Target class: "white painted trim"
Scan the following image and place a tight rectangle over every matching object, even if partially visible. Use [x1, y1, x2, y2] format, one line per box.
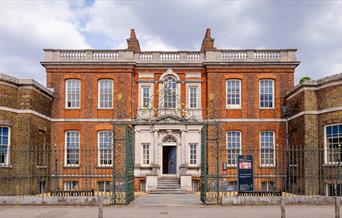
[64, 131, 80, 167]
[226, 131, 242, 167]
[97, 131, 113, 167]
[97, 79, 113, 109]
[259, 131, 276, 168]
[65, 79, 81, 109]
[188, 143, 198, 166]
[259, 79, 275, 109]
[324, 123, 342, 165]
[0, 126, 10, 167]
[226, 79, 242, 109]
[141, 143, 151, 166]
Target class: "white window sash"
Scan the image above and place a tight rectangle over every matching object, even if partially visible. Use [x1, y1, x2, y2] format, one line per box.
[65, 79, 81, 109]
[226, 131, 242, 167]
[259, 79, 275, 109]
[142, 143, 150, 166]
[0, 126, 10, 167]
[98, 79, 113, 109]
[189, 143, 197, 166]
[97, 131, 113, 167]
[226, 80, 241, 109]
[64, 131, 80, 167]
[324, 124, 342, 164]
[260, 131, 275, 167]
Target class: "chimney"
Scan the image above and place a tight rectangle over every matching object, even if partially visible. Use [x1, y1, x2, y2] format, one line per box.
[200, 28, 216, 52]
[127, 29, 141, 52]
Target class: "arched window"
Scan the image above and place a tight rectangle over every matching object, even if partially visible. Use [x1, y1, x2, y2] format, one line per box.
[163, 76, 177, 109]
[162, 135, 177, 143]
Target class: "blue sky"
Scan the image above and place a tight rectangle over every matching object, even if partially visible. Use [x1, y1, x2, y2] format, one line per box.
[0, 0, 341, 85]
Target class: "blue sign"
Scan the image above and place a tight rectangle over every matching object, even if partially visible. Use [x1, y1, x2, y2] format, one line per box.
[238, 155, 254, 192]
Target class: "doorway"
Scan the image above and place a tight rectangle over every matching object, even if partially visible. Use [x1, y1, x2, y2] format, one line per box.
[163, 146, 177, 174]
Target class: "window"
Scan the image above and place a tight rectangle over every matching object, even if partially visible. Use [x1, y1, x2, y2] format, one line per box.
[325, 124, 342, 163]
[142, 86, 150, 108]
[189, 143, 197, 165]
[98, 79, 113, 109]
[65, 131, 80, 166]
[142, 143, 150, 165]
[65, 79, 81, 108]
[63, 181, 78, 191]
[97, 181, 111, 192]
[163, 76, 177, 109]
[262, 181, 275, 192]
[227, 131, 241, 166]
[98, 131, 113, 166]
[259, 79, 274, 108]
[327, 184, 342, 196]
[189, 87, 197, 109]
[0, 127, 10, 166]
[260, 131, 275, 167]
[226, 80, 241, 108]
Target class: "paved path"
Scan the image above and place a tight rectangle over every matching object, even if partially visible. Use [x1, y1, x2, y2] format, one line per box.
[133, 193, 201, 207]
[0, 205, 336, 218]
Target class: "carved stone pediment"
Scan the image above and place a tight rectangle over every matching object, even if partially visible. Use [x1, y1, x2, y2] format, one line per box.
[155, 114, 186, 123]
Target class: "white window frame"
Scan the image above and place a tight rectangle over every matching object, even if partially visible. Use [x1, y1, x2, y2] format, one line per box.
[226, 79, 241, 109]
[163, 76, 177, 109]
[65, 79, 81, 109]
[142, 86, 151, 109]
[259, 79, 275, 109]
[63, 181, 79, 191]
[0, 126, 10, 167]
[189, 143, 198, 166]
[261, 181, 275, 192]
[226, 131, 242, 167]
[188, 86, 197, 109]
[141, 143, 150, 166]
[97, 131, 113, 167]
[260, 131, 276, 167]
[324, 124, 342, 164]
[64, 131, 80, 167]
[98, 79, 113, 109]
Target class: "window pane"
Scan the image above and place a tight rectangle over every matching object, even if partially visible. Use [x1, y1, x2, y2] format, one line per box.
[260, 131, 275, 166]
[227, 131, 241, 166]
[163, 76, 177, 109]
[226, 80, 241, 107]
[99, 80, 113, 108]
[190, 143, 197, 165]
[142, 143, 150, 165]
[65, 131, 80, 165]
[98, 131, 113, 165]
[66, 79, 81, 108]
[189, 87, 197, 109]
[326, 125, 342, 163]
[260, 80, 274, 108]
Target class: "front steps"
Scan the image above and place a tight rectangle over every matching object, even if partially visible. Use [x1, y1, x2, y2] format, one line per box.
[149, 177, 188, 194]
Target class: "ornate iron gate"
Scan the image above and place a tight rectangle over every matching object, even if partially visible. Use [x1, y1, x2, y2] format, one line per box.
[111, 125, 135, 205]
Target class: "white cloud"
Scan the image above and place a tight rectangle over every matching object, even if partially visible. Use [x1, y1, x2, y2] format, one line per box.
[0, 1, 90, 84]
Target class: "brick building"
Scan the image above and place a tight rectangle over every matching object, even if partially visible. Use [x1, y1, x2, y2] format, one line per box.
[40, 29, 299, 193]
[0, 73, 53, 195]
[286, 73, 342, 196]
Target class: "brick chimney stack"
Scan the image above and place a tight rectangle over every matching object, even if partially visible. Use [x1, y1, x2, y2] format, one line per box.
[127, 29, 141, 52]
[200, 28, 216, 52]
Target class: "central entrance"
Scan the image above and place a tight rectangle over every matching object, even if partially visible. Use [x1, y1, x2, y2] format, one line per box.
[162, 146, 177, 174]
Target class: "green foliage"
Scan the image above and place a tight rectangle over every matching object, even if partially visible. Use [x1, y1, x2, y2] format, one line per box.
[300, 76, 312, 84]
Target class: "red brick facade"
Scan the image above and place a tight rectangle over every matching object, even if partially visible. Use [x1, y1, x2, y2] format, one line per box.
[41, 29, 299, 192]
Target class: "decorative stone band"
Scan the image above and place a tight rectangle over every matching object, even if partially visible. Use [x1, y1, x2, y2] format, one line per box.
[1, 105, 341, 123]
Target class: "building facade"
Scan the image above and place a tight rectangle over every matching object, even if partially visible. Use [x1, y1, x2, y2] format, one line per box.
[40, 29, 299, 192]
[286, 73, 342, 196]
[0, 73, 53, 195]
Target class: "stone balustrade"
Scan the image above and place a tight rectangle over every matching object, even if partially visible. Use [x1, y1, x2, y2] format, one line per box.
[42, 49, 298, 63]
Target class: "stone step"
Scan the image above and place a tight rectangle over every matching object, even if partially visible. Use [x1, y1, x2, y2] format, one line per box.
[149, 189, 188, 194]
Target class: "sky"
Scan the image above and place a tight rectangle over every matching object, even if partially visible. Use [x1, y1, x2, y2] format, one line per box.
[0, 0, 341, 85]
